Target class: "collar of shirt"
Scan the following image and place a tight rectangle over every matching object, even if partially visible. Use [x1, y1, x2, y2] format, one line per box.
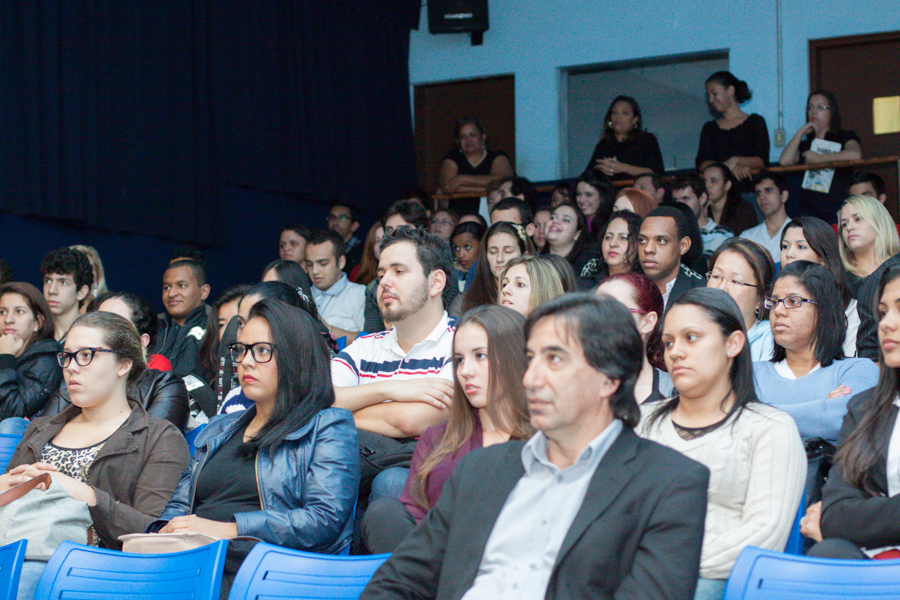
[381, 311, 454, 357]
[773, 358, 822, 380]
[312, 273, 349, 299]
[521, 419, 624, 478]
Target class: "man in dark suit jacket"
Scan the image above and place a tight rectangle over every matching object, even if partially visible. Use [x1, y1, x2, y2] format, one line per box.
[361, 294, 709, 600]
[639, 206, 706, 308]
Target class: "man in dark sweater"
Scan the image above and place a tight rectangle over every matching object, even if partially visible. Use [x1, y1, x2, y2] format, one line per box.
[154, 259, 210, 380]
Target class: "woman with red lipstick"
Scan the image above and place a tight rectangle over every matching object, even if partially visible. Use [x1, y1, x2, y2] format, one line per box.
[0, 282, 62, 423]
[360, 305, 533, 553]
[640, 288, 805, 599]
[837, 195, 899, 296]
[808, 265, 900, 558]
[779, 91, 862, 222]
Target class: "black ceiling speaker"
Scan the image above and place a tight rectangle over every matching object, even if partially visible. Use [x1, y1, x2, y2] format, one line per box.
[428, 0, 489, 34]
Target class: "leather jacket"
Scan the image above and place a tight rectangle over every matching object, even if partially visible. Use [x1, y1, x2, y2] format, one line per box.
[152, 405, 360, 554]
[0, 338, 62, 419]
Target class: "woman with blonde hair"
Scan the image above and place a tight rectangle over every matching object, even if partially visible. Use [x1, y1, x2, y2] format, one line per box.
[837, 195, 900, 295]
[497, 255, 566, 317]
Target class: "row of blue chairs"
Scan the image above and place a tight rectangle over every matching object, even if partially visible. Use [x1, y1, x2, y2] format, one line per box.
[0, 539, 389, 600]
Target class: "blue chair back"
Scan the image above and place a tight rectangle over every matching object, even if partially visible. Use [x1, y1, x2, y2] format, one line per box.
[783, 489, 806, 555]
[184, 423, 207, 458]
[228, 542, 389, 600]
[724, 545, 900, 600]
[34, 540, 228, 600]
[0, 540, 27, 600]
[0, 434, 22, 472]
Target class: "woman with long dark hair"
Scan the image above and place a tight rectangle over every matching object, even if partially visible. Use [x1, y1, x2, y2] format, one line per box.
[809, 265, 900, 558]
[578, 210, 644, 289]
[585, 95, 664, 180]
[541, 200, 594, 276]
[701, 162, 759, 236]
[640, 288, 805, 599]
[596, 272, 671, 404]
[574, 170, 614, 238]
[150, 300, 359, 591]
[360, 305, 533, 553]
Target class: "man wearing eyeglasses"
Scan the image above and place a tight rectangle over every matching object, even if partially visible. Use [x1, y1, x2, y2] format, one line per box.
[741, 171, 791, 266]
[328, 202, 363, 273]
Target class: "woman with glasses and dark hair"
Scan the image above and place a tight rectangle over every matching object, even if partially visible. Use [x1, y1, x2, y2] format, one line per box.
[585, 95, 664, 181]
[149, 300, 359, 593]
[754, 261, 878, 508]
[640, 287, 805, 599]
[779, 91, 862, 222]
[1, 311, 189, 599]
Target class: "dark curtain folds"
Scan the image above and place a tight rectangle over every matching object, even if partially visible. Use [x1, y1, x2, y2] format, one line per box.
[0, 0, 419, 245]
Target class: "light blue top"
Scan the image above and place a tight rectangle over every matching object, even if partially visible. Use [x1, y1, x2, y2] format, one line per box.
[747, 320, 774, 362]
[753, 358, 878, 443]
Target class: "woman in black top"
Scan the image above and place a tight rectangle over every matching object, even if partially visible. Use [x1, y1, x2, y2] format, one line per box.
[586, 96, 664, 181]
[696, 72, 769, 193]
[438, 118, 513, 198]
[779, 91, 862, 223]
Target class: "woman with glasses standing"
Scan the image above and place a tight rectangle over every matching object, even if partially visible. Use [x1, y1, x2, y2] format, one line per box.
[753, 261, 878, 507]
[149, 299, 359, 593]
[779, 91, 862, 223]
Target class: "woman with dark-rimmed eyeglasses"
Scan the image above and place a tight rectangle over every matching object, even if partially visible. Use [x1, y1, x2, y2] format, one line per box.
[753, 260, 878, 510]
[147, 299, 359, 596]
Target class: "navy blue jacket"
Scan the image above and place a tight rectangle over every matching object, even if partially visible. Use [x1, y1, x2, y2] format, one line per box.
[152, 405, 360, 554]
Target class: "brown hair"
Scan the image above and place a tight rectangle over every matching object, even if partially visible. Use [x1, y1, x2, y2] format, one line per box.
[0, 282, 55, 352]
[498, 255, 566, 315]
[354, 221, 384, 286]
[413, 306, 533, 509]
[69, 311, 146, 385]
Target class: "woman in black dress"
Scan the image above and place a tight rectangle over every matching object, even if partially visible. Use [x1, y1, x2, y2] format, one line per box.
[438, 118, 514, 214]
[586, 96, 664, 181]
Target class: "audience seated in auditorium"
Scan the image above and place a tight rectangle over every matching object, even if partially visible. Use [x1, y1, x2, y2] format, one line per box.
[585, 95, 665, 181]
[40, 247, 94, 342]
[0, 282, 61, 424]
[579, 209, 643, 289]
[613, 186, 659, 219]
[701, 162, 759, 235]
[449, 221, 484, 292]
[353, 221, 385, 286]
[154, 259, 210, 380]
[359, 305, 532, 554]
[4, 312, 189, 599]
[428, 209, 458, 242]
[597, 272, 672, 403]
[532, 206, 551, 251]
[328, 202, 364, 272]
[639, 206, 705, 307]
[696, 71, 769, 194]
[361, 294, 709, 600]
[809, 264, 900, 559]
[754, 261, 878, 507]
[781, 217, 860, 356]
[456, 221, 534, 316]
[849, 171, 888, 204]
[640, 288, 805, 600]
[498, 255, 566, 317]
[149, 300, 359, 596]
[332, 227, 455, 504]
[741, 170, 791, 265]
[574, 170, 614, 238]
[70, 245, 108, 314]
[541, 199, 594, 277]
[838, 194, 899, 296]
[707, 238, 776, 361]
[278, 224, 311, 264]
[780, 90, 862, 223]
[672, 173, 733, 260]
[306, 229, 366, 339]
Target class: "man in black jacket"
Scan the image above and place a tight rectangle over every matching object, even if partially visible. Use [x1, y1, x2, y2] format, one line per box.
[154, 259, 209, 380]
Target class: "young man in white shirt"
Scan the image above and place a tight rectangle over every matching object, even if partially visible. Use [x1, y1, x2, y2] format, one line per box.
[741, 171, 791, 265]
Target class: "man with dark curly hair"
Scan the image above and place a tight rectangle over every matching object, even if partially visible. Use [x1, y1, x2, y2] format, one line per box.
[40, 247, 93, 342]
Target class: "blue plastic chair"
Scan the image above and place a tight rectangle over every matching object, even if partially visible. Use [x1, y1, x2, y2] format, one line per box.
[0, 434, 22, 472]
[0, 540, 27, 600]
[783, 489, 806, 555]
[184, 423, 207, 458]
[723, 545, 900, 600]
[227, 542, 389, 600]
[34, 540, 228, 600]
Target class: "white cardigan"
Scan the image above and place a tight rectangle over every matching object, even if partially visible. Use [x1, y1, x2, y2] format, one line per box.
[638, 402, 806, 579]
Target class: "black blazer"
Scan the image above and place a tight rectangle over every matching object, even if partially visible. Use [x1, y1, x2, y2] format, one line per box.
[361, 427, 709, 600]
[820, 389, 900, 548]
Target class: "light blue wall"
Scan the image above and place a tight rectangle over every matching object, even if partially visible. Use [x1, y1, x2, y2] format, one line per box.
[409, 1, 900, 181]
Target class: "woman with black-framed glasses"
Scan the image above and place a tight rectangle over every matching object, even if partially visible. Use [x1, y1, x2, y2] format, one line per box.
[0, 311, 189, 599]
[147, 299, 359, 596]
[753, 261, 878, 510]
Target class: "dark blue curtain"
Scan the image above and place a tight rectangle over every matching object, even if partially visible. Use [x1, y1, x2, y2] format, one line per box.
[0, 0, 419, 246]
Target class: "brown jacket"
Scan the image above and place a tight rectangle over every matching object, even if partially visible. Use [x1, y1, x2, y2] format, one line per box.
[8, 401, 189, 549]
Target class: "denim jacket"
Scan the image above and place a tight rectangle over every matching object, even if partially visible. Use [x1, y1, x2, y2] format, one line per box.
[151, 405, 360, 554]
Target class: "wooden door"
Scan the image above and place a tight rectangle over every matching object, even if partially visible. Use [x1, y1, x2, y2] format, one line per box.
[810, 31, 900, 216]
[413, 75, 515, 194]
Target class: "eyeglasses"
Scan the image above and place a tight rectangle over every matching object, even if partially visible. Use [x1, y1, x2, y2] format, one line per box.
[57, 347, 120, 368]
[764, 295, 818, 310]
[327, 214, 352, 223]
[706, 272, 758, 289]
[628, 308, 647, 314]
[807, 104, 831, 112]
[229, 342, 277, 363]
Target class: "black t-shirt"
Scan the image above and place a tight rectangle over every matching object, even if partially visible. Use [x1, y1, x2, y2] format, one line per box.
[696, 114, 770, 195]
[194, 422, 261, 523]
[443, 148, 509, 176]
[585, 132, 665, 179]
